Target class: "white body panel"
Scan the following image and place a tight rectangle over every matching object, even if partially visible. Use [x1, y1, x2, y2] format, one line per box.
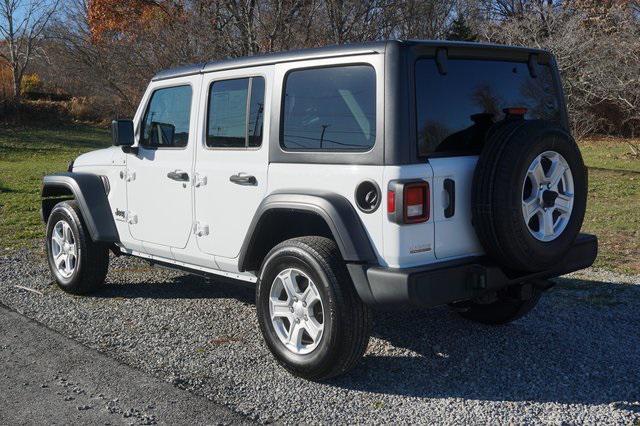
[267, 163, 387, 262]
[429, 156, 484, 259]
[73, 147, 132, 250]
[381, 164, 436, 267]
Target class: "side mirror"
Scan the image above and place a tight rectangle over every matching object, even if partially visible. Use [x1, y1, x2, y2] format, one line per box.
[111, 119, 135, 147]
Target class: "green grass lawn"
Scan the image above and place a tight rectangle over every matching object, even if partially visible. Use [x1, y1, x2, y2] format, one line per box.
[0, 126, 638, 273]
[579, 139, 640, 274]
[0, 125, 110, 252]
[579, 137, 640, 173]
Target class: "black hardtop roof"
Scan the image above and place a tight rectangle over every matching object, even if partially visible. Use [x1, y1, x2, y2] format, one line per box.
[151, 39, 548, 82]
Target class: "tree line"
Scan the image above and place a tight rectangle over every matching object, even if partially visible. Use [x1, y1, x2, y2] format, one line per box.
[1, 0, 639, 138]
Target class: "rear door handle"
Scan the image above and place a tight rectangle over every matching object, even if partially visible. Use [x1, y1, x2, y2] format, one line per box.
[167, 170, 189, 182]
[229, 173, 257, 186]
[444, 178, 455, 218]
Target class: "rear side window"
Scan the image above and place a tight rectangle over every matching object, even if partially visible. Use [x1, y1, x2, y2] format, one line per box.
[415, 59, 561, 155]
[141, 85, 192, 148]
[207, 76, 265, 148]
[281, 65, 376, 151]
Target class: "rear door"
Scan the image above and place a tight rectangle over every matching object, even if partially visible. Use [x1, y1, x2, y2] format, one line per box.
[415, 55, 562, 260]
[193, 66, 271, 264]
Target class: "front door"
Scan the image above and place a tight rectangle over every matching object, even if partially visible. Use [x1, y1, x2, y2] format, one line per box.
[194, 67, 271, 263]
[126, 78, 200, 254]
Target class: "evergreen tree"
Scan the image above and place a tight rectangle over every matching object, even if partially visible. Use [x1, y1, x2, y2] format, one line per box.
[447, 14, 477, 42]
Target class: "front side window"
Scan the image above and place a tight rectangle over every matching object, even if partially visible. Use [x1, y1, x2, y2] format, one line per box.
[415, 58, 561, 155]
[207, 77, 265, 148]
[281, 65, 376, 151]
[141, 85, 192, 148]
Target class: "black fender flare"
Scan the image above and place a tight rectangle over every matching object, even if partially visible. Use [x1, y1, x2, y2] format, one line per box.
[238, 190, 378, 272]
[41, 172, 119, 243]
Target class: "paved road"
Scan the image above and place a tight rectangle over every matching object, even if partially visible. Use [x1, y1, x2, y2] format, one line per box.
[0, 304, 247, 425]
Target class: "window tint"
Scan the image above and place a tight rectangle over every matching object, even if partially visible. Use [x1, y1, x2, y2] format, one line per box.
[415, 59, 561, 155]
[141, 85, 192, 148]
[248, 77, 265, 147]
[281, 65, 376, 151]
[207, 76, 265, 148]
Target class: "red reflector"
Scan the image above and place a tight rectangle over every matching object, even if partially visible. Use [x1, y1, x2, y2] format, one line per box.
[387, 190, 395, 213]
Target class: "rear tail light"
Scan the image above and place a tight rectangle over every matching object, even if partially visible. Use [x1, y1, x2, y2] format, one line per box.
[387, 179, 430, 224]
[404, 183, 428, 223]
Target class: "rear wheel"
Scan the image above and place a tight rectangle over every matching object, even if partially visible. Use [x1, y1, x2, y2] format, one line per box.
[256, 236, 371, 380]
[46, 200, 109, 294]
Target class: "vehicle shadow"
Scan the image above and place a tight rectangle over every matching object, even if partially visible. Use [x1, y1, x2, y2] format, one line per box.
[330, 275, 640, 406]
[95, 273, 256, 306]
[94, 262, 639, 406]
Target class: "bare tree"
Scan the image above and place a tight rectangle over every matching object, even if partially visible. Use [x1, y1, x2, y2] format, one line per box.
[0, 0, 59, 101]
[389, 0, 457, 40]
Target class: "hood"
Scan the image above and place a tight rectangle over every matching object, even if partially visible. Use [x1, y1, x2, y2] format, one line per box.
[73, 146, 124, 168]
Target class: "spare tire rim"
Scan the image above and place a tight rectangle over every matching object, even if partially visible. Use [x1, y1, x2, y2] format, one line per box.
[269, 268, 324, 355]
[522, 151, 574, 242]
[51, 220, 78, 278]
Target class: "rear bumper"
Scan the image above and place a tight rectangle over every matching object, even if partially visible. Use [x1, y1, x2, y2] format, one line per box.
[348, 233, 598, 309]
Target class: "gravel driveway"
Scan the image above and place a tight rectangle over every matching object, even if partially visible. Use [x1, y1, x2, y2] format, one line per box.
[1, 249, 639, 424]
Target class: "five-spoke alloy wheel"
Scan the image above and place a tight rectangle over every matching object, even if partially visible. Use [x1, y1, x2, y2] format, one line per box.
[46, 200, 109, 294]
[256, 236, 371, 381]
[269, 268, 324, 354]
[522, 150, 575, 242]
[51, 220, 78, 278]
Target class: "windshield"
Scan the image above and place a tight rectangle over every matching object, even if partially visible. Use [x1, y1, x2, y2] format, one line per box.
[415, 58, 561, 156]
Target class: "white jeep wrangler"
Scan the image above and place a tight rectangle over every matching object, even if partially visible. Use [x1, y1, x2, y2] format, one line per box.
[42, 40, 597, 380]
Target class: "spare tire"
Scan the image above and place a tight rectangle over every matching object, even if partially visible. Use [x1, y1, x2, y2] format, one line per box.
[472, 119, 587, 272]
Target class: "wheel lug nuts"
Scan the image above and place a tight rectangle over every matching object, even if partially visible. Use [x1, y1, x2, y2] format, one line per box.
[304, 315, 308, 320]
[289, 307, 294, 313]
[295, 318, 300, 323]
[302, 302, 307, 307]
[293, 297, 298, 302]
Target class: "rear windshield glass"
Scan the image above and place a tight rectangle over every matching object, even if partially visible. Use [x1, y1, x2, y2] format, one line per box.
[415, 58, 561, 155]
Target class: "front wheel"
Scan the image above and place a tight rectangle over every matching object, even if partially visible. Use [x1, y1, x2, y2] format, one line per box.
[46, 200, 109, 294]
[256, 237, 371, 380]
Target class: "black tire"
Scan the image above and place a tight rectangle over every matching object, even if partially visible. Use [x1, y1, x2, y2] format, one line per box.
[45, 200, 109, 294]
[472, 120, 587, 272]
[256, 236, 372, 381]
[456, 286, 542, 325]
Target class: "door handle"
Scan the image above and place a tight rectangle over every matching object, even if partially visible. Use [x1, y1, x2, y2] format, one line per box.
[167, 170, 189, 182]
[229, 173, 257, 186]
[444, 178, 455, 218]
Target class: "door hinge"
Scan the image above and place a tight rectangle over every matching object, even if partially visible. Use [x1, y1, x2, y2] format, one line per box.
[193, 173, 207, 188]
[120, 169, 136, 182]
[193, 221, 209, 237]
